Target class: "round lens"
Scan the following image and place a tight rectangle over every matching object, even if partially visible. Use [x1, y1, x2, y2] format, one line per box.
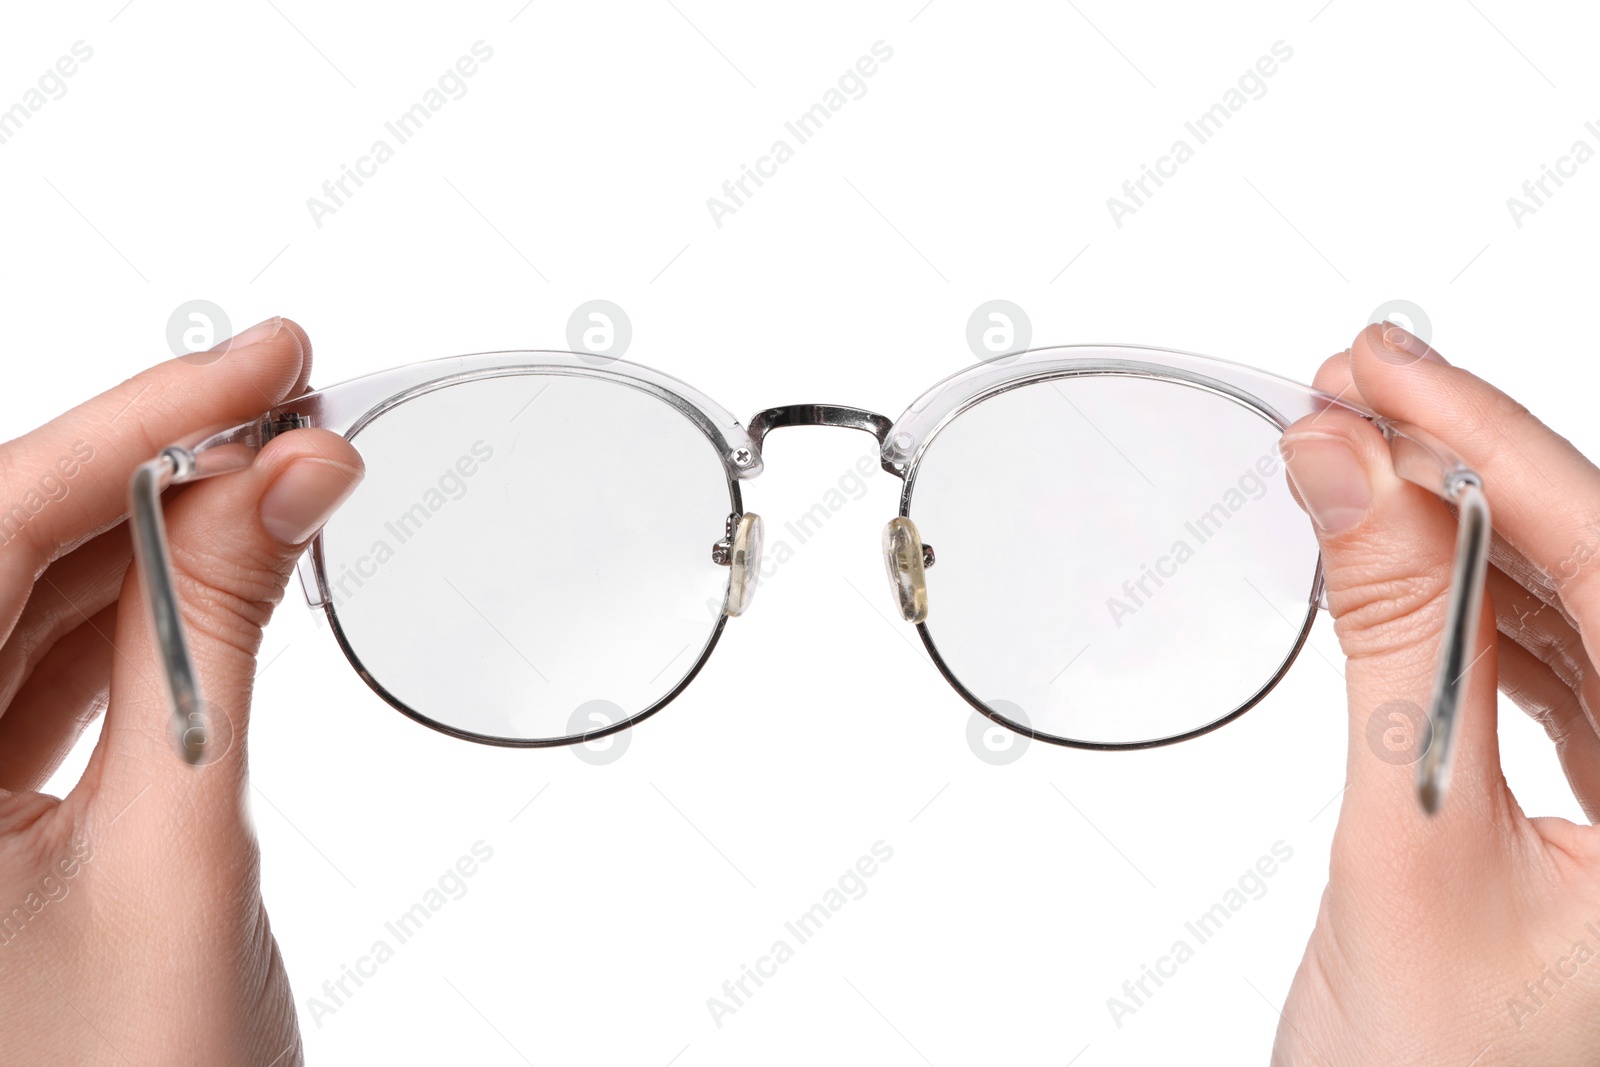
[906, 374, 1320, 746]
[318, 372, 736, 743]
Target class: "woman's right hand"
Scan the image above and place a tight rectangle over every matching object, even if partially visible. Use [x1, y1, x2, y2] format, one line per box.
[1274, 322, 1600, 1064]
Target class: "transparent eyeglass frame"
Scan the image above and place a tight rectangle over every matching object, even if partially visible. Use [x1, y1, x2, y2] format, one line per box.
[131, 344, 1488, 814]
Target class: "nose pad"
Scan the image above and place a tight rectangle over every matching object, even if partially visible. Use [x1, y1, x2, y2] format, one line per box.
[713, 512, 763, 617]
[881, 517, 932, 623]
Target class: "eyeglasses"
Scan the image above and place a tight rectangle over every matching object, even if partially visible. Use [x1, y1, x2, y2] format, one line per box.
[130, 345, 1488, 813]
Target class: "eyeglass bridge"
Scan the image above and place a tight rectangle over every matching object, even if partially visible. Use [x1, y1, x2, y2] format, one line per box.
[746, 404, 902, 476]
[741, 406, 936, 625]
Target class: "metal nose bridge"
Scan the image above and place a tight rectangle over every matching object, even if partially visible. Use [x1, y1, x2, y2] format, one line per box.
[744, 404, 932, 624]
[745, 405, 899, 474]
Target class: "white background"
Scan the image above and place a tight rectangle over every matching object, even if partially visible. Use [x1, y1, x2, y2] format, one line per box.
[3, 0, 1598, 1062]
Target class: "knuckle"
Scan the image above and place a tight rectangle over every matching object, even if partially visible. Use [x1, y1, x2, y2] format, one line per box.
[1518, 689, 1578, 747]
[1544, 528, 1600, 617]
[1530, 626, 1589, 693]
[1327, 564, 1453, 661]
[1497, 664, 1554, 727]
[1485, 388, 1533, 427]
[1456, 382, 1536, 449]
[0, 455, 58, 577]
[0, 794, 79, 895]
[166, 539, 292, 659]
[0, 790, 60, 840]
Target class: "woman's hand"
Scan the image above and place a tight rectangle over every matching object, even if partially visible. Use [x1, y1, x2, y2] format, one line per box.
[1276, 323, 1600, 1064]
[0, 318, 363, 1065]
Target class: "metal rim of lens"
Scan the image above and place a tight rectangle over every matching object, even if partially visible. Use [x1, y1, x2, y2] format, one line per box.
[901, 369, 1323, 751]
[317, 372, 743, 749]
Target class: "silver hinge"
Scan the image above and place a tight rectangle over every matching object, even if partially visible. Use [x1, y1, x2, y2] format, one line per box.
[261, 412, 309, 443]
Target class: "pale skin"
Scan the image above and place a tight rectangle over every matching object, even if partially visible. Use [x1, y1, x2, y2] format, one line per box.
[1277, 323, 1600, 1064]
[0, 319, 363, 1064]
[0, 319, 1595, 1062]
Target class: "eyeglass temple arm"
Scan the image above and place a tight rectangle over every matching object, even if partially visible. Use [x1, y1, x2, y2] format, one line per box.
[1376, 417, 1492, 815]
[129, 415, 292, 763]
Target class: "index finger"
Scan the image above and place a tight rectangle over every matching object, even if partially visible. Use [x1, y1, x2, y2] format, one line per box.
[0, 318, 310, 588]
[1344, 322, 1600, 630]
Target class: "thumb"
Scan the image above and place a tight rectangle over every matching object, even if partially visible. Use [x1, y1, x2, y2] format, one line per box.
[1281, 409, 1501, 832]
[90, 429, 363, 820]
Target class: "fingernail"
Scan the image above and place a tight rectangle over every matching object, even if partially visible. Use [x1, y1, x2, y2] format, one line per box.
[1378, 322, 1448, 366]
[260, 457, 363, 545]
[1282, 433, 1371, 535]
[207, 316, 283, 355]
